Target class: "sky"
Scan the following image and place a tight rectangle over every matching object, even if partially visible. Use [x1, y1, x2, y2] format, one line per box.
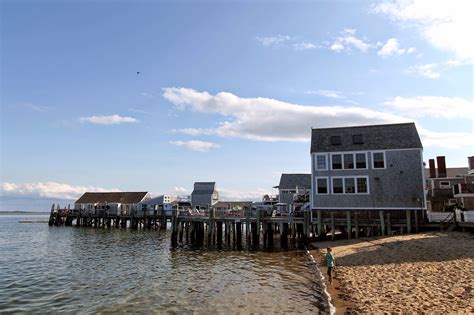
[1, 0, 473, 211]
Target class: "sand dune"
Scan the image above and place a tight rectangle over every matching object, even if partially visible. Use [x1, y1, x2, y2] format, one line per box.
[311, 232, 474, 313]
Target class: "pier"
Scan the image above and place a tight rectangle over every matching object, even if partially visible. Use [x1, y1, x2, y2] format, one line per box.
[48, 204, 433, 249]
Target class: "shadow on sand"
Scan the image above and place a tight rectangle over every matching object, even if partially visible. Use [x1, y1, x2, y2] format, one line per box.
[310, 231, 474, 266]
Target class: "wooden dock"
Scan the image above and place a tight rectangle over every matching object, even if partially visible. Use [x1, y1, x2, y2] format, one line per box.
[47, 205, 444, 249]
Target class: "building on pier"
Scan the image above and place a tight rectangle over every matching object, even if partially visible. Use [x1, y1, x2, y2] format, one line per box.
[310, 122, 426, 212]
[274, 173, 311, 205]
[74, 192, 151, 215]
[191, 182, 219, 209]
[140, 195, 177, 216]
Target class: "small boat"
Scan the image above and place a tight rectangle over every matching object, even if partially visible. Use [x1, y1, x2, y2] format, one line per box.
[19, 220, 49, 223]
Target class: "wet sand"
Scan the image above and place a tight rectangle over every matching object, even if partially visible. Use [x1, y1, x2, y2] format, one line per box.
[311, 232, 474, 313]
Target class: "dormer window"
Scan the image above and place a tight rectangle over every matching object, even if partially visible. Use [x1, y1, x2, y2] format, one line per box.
[330, 135, 341, 145]
[353, 134, 364, 144]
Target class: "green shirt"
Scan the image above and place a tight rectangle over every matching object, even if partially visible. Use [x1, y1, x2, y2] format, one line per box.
[325, 252, 335, 268]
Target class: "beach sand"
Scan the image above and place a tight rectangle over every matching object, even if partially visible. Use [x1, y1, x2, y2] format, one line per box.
[310, 232, 474, 314]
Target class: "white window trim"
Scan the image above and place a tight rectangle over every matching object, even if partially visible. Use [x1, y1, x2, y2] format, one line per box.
[330, 151, 368, 170]
[439, 181, 451, 189]
[330, 153, 343, 170]
[331, 176, 370, 195]
[372, 151, 386, 169]
[315, 153, 329, 171]
[315, 176, 329, 195]
[332, 177, 344, 194]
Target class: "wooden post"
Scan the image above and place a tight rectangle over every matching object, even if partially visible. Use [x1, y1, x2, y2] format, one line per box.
[267, 222, 273, 248]
[217, 221, 223, 247]
[346, 211, 352, 239]
[281, 222, 288, 249]
[387, 213, 392, 235]
[354, 212, 359, 238]
[330, 212, 335, 241]
[317, 210, 322, 238]
[208, 207, 215, 244]
[236, 221, 242, 249]
[379, 210, 385, 236]
[414, 210, 419, 232]
[406, 210, 412, 233]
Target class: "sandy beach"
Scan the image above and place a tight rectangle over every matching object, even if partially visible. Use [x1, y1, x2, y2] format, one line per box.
[311, 232, 474, 313]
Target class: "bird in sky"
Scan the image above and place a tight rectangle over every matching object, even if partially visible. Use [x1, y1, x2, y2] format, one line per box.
[137, 71, 140, 75]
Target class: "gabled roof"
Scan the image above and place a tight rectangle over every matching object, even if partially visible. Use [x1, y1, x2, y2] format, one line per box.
[75, 192, 149, 204]
[310, 122, 422, 153]
[277, 174, 312, 189]
[191, 182, 216, 195]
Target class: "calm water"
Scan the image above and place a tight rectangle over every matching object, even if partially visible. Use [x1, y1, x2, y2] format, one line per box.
[0, 215, 330, 313]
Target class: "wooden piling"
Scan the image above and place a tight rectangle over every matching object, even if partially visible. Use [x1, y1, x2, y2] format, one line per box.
[406, 210, 412, 233]
[379, 210, 385, 236]
[354, 212, 359, 239]
[387, 213, 392, 235]
[330, 212, 335, 241]
[346, 211, 352, 239]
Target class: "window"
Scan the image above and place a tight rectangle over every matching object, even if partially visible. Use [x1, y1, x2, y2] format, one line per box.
[332, 178, 343, 194]
[316, 154, 327, 170]
[373, 152, 385, 169]
[355, 153, 367, 169]
[345, 178, 355, 193]
[331, 154, 342, 169]
[330, 135, 341, 145]
[316, 178, 328, 194]
[344, 154, 354, 169]
[353, 134, 364, 144]
[357, 178, 368, 193]
[331, 177, 368, 194]
[439, 181, 451, 189]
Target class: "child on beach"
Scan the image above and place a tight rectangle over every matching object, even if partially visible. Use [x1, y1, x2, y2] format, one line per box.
[325, 247, 335, 284]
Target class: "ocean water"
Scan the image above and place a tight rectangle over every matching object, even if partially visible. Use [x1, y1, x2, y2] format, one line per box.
[0, 215, 330, 313]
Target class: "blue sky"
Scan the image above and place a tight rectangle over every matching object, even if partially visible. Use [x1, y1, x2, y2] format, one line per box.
[1, 0, 473, 210]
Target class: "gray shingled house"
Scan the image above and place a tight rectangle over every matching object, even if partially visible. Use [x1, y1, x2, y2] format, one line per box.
[275, 173, 312, 204]
[310, 123, 425, 211]
[191, 182, 218, 209]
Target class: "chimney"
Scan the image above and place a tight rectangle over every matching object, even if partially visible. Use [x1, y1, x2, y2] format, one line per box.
[468, 156, 474, 174]
[428, 159, 436, 178]
[436, 156, 447, 178]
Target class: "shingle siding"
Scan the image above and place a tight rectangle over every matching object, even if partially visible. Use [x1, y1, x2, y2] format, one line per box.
[313, 149, 424, 209]
[311, 123, 422, 153]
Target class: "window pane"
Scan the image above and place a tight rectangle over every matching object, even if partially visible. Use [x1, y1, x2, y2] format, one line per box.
[357, 178, 368, 193]
[316, 155, 327, 170]
[333, 178, 343, 194]
[332, 154, 342, 169]
[356, 153, 367, 169]
[345, 178, 355, 193]
[344, 154, 354, 169]
[317, 178, 328, 194]
[373, 152, 385, 168]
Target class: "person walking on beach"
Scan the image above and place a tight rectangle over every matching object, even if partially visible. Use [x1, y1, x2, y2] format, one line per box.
[325, 247, 335, 284]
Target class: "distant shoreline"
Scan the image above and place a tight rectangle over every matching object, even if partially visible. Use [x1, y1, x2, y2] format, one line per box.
[0, 211, 49, 215]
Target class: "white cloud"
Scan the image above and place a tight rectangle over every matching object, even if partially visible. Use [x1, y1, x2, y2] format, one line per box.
[377, 38, 416, 57]
[329, 29, 371, 53]
[79, 114, 138, 125]
[373, 0, 474, 62]
[174, 186, 189, 193]
[219, 188, 270, 201]
[170, 140, 220, 152]
[256, 35, 291, 47]
[163, 87, 473, 149]
[293, 42, 318, 50]
[407, 63, 441, 79]
[384, 96, 474, 119]
[0, 182, 120, 200]
[306, 89, 344, 99]
[163, 87, 407, 142]
[417, 127, 474, 149]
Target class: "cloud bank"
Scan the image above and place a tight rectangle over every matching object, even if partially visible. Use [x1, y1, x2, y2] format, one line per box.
[79, 114, 138, 125]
